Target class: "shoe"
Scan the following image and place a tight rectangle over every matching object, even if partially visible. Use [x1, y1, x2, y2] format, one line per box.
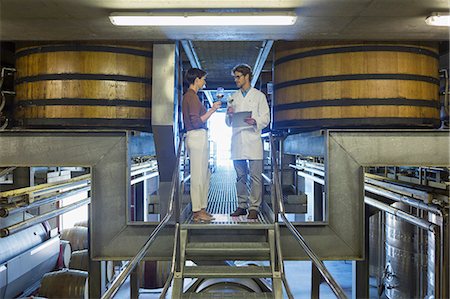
[200, 210, 215, 220]
[230, 207, 247, 217]
[193, 211, 215, 222]
[201, 208, 213, 217]
[247, 210, 259, 219]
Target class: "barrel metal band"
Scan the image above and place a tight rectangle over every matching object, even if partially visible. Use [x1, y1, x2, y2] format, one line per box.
[274, 98, 440, 111]
[18, 99, 151, 108]
[274, 118, 440, 129]
[22, 118, 151, 129]
[274, 74, 439, 90]
[16, 45, 153, 58]
[16, 74, 152, 84]
[274, 45, 439, 66]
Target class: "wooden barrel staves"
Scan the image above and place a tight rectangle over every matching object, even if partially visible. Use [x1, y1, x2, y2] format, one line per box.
[39, 269, 88, 299]
[69, 249, 89, 272]
[274, 42, 440, 130]
[60, 226, 88, 252]
[14, 43, 152, 131]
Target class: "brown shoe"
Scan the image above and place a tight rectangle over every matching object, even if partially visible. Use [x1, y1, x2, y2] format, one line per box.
[230, 207, 247, 217]
[247, 210, 259, 219]
[200, 210, 215, 220]
[193, 211, 214, 222]
[201, 208, 213, 217]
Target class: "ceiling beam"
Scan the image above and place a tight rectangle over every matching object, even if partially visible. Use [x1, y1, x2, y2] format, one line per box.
[251, 40, 274, 87]
[181, 40, 214, 107]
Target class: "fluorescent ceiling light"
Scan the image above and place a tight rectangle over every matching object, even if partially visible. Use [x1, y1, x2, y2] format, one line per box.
[109, 12, 297, 26]
[425, 13, 450, 26]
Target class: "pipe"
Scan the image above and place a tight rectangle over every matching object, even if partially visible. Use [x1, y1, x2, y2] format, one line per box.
[0, 167, 16, 178]
[365, 197, 437, 232]
[0, 174, 90, 202]
[300, 161, 324, 171]
[0, 197, 90, 237]
[290, 163, 324, 177]
[291, 163, 443, 216]
[130, 171, 158, 185]
[130, 165, 157, 176]
[0, 186, 91, 217]
[365, 184, 443, 217]
[291, 168, 325, 185]
[364, 174, 432, 202]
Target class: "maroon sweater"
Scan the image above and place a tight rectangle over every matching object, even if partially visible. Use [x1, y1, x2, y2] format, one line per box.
[182, 88, 207, 131]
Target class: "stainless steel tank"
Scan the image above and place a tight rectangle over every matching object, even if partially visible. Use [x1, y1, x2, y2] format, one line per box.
[0, 213, 48, 264]
[369, 212, 381, 278]
[0, 213, 59, 298]
[384, 202, 427, 298]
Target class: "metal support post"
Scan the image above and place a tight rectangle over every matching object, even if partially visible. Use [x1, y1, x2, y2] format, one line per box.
[130, 266, 140, 299]
[89, 260, 104, 298]
[311, 263, 321, 299]
[352, 206, 370, 299]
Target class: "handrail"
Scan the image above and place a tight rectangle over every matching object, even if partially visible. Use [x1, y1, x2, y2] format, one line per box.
[269, 133, 348, 299]
[101, 133, 185, 299]
[159, 223, 180, 299]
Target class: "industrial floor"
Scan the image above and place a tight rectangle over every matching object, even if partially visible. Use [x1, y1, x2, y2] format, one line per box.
[115, 166, 378, 298]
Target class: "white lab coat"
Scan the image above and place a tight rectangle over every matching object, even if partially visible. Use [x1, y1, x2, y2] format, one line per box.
[225, 87, 270, 160]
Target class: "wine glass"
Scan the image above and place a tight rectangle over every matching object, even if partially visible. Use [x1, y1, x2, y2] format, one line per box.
[216, 87, 224, 101]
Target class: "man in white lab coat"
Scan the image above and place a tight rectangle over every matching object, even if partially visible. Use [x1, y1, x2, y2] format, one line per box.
[226, 64, 270, 219]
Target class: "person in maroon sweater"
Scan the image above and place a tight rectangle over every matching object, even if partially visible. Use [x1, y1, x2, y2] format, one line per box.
[182, 68, 221, 222]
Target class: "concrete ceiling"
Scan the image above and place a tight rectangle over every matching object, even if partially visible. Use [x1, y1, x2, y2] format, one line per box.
[1, 0, 449, 91]
[1, 0, 449, 41]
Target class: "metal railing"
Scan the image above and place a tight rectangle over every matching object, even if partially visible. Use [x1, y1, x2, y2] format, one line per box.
[268, 133, 348, 299]
[101, 134, 184, 299]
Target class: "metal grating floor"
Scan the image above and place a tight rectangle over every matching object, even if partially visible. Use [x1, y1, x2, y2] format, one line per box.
[184, 166, 270, 225]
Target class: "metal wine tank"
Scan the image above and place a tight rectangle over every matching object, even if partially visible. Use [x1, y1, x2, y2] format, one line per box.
[0, 213, 59, 298]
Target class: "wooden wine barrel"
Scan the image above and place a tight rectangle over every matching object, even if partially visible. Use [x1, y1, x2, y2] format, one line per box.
[139, 260, 171, 288]
[56, 240, 72, 269]
[69, 249, 88, 272]
[60, 226, 88, 252]
[39, 269, 88, 299]
[14, 43, 152, 131]
[69, 250, 121, 283]
[274, 42, 440, 130]
[73, 219, 88, 228]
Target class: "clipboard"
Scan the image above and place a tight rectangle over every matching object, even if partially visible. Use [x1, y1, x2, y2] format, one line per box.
[232, 111, 252, 128]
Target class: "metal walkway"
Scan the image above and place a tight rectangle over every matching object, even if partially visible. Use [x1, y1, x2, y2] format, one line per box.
[183, 166, 270, 225]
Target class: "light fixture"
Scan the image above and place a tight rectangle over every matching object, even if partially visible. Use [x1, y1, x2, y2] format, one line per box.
[109, 12, 297, 26]
[425, 13, 450, 26]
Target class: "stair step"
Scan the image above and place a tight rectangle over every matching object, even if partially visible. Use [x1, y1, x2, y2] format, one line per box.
[186, 242, 270, 257]
[182, 292, 274, 298]
[183, 265, 272, 279]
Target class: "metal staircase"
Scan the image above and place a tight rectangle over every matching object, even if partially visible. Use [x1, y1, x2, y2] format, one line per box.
[170, 224, 286, 298]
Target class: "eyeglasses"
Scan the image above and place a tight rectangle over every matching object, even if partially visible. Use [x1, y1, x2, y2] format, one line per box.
[233, 74, 244, 80]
